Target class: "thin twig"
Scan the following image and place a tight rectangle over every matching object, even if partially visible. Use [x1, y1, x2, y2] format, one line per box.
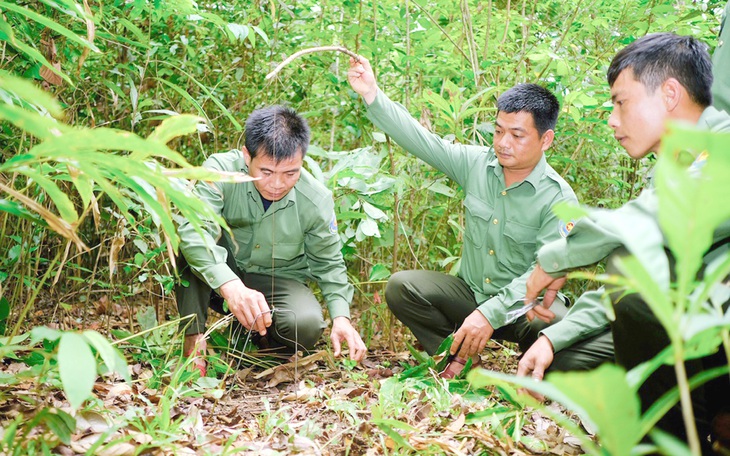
[265, 46, 360, 81]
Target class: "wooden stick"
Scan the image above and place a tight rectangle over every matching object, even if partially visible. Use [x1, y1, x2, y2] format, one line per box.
[265, 46, 360, 81]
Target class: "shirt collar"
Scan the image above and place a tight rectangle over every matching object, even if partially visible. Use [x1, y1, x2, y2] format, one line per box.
[487, 149, 546, 190]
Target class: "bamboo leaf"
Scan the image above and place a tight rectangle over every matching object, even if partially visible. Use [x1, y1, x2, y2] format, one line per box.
[0, 1, 99, 51]
[20, 168, 79, 223]
[0, 104, 71, 142]
[0, 70, 63, 118]
[147, 114, 207, 144]
[156, 62, 243, 131]
[155, 78, 212, 125]
[0, 198, 46, 224]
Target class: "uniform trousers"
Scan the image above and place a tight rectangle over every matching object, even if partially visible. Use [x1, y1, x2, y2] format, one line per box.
[385, 270, 614, 371]
[175, 237, 327, 352]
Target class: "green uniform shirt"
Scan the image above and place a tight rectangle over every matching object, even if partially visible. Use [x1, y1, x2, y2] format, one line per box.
[712, 2, 730, 114]
[367, 89, 577, 329]
[177, 149, 353, 320]
[539, 106, 730, 352]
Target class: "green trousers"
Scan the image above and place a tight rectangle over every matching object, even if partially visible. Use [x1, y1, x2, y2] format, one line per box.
[175, 238, 327, 352]
[385, 270, 614, 372]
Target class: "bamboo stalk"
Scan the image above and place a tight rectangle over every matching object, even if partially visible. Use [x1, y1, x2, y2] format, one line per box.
[265, 46, 360, 81]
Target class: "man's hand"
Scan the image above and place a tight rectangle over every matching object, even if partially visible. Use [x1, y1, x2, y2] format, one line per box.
[524, 264, 567, 323]
[347, 56, 378, 105]
[451, 310, 494, 359]
[218, 279, 272, 336]
[516, 335, 555, 401]
[330, 316, 367, 362]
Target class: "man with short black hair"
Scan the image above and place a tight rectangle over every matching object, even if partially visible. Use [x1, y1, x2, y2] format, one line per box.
[348, 57, 613, 377]
[176, 105, 367, 375]
[522, 32, 730, 451]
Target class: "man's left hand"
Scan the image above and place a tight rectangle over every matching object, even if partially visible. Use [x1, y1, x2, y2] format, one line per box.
[331, 316, 367, 362]
[451, 310, 494, 359]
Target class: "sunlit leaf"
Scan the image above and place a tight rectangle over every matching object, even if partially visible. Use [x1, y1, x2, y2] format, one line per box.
[147, 114, 207, 144]
[58, 332, 97, 410]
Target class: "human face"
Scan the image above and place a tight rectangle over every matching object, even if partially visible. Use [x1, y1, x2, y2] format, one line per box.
[608, 69, 667, 159]
[243, 148, 303, 201]
[493, 111, 553, 174]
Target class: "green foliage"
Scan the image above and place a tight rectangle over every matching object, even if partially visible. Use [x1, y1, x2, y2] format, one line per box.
[1, 0, 728, 452]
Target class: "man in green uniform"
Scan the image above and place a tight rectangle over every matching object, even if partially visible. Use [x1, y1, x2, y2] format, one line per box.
[176, 106, 367, 374]
[521, 33, 730, 451]
[347, 57, 613, 376]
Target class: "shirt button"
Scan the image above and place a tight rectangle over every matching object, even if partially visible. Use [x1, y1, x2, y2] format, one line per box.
[489, 249, 495, 255]
[255, 244, 260, 249]
[493, 219, 499, 225]
[553, 262, 559, 269]
[501, 191, 507, 196]
[484, 278, 491, 284]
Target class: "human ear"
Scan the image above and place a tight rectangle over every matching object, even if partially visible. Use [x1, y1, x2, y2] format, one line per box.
[540, 129, 555, 151]
[661, 78, 682, 111]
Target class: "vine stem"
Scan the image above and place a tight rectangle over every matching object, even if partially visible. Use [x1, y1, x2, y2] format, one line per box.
[265, 46, 360, 80]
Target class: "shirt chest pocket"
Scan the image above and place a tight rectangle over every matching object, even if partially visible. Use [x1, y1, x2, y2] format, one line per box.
[463, 194, 493, 249]
[500, 220, 539, 272]
[271, 241, 305, 267]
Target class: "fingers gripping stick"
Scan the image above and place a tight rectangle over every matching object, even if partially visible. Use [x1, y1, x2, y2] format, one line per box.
[228, 308, 300, 392]
[505, 297, 544, 324]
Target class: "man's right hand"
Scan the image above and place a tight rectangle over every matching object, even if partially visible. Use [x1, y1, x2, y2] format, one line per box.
[516, 335, 555, 401]
[218, 279, 271, 335]
[347, 56, 378, 105]
[524, 264, 566, 323]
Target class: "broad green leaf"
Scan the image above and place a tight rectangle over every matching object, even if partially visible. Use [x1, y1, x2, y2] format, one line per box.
[82, 330, 130, 382]
[58, 332, 97, 410]
[551, 201, 589, 223]
[147, 114, 206, 144]
[657, 126, 730, 306]
[136, 306, 158, 332]
[30, 326, 61, 344]
[368, 264, 391, 282]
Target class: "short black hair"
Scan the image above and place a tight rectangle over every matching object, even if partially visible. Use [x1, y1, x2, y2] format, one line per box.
[607, 33, 712, 108]
[497, 84, 560, 136]
[244, 105, 310, 161]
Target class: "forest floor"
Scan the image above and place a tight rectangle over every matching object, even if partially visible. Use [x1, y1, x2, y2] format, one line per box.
[0, 294, 591, 455]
